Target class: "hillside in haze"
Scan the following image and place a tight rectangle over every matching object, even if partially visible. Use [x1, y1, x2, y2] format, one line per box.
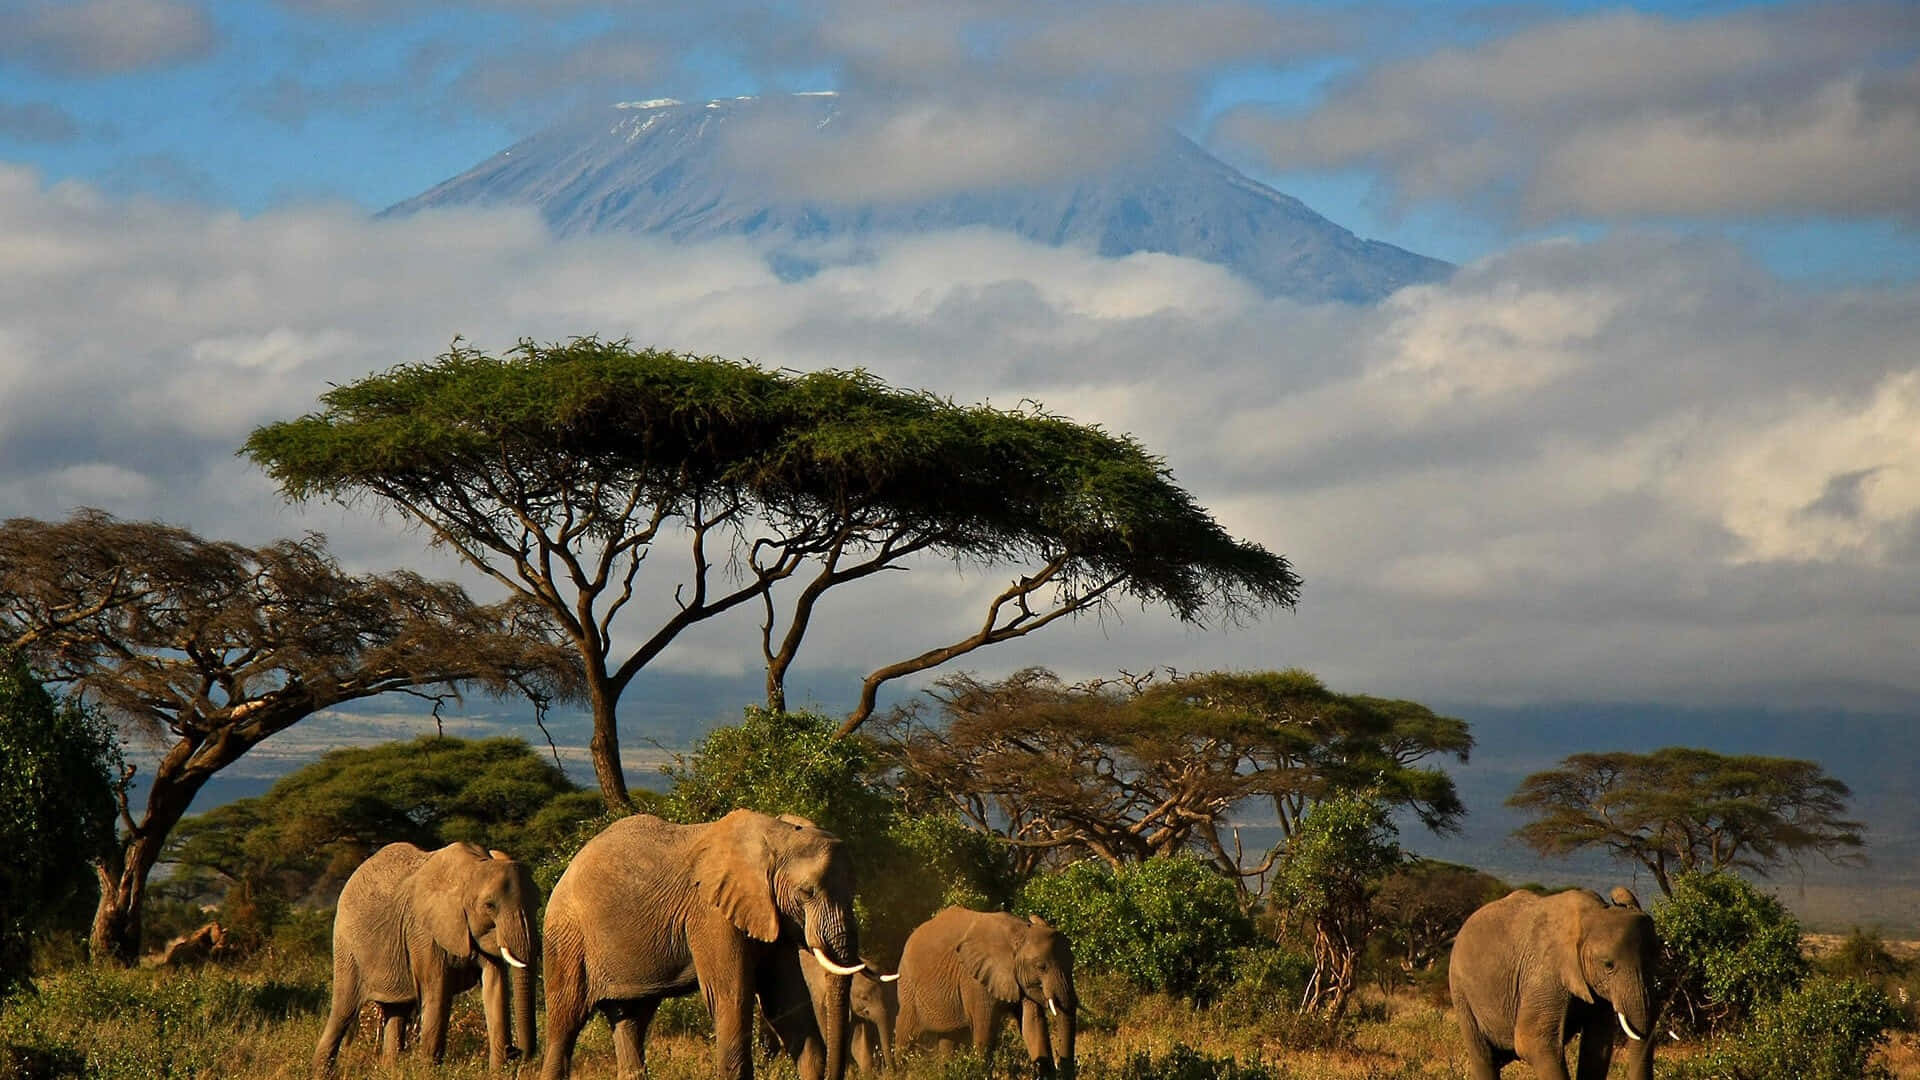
[384, 94, 1451, 304]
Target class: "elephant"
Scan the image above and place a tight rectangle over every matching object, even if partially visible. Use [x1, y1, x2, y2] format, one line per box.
[313, 841, 538, 1077]
[1449, 887, 1660, 1080]
[540, 809, 866, 1080]
[894, 908, 1076, 1077]
[764, 950, 900, 1075]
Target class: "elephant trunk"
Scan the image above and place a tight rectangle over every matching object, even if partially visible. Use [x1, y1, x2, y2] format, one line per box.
[1612, 978, 1656, 1080]
[1050, 1002, 1076, 1077]
[804, 905, 860, 973]
[503, 912, 538, 1058]
[820, 967, 852, 1080]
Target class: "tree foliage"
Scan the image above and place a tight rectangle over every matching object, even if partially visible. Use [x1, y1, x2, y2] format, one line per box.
[0, 510, 579, 964]
[1019, 855, 1257, 1003]
[1271, 793, 1402, 1018]
[1509, 747, 1865, 896]
[1369, 859, 1510, 975]
[0, 651, 120, 991]
[1652, 870, 1810, 1033]
[884, 667, 1467, 884]
[1682, 976, 1902, 1080]
[167, 736, 598, 918]
[245, 339, 1299, 807]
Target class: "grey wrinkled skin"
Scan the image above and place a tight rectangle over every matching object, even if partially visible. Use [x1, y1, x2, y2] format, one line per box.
[895, 908, 1076, 1078]
[1449, 888, 1660, 1080]
[540, 810, 861, 1080]
[313, 842, 539, 1077]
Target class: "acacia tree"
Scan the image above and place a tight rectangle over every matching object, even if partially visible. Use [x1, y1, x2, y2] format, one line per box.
[246, 339, 1299, 809]
[0, 510, 578, 963]
[884, 667, 1468, 885]
[1509, 747, 1866, 896]
[1273, 792, 1402, 1018]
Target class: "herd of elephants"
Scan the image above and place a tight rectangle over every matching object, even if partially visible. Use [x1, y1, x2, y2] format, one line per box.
[310, 809, 1659, 1080]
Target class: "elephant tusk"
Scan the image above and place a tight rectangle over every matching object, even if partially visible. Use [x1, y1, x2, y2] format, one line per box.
[1617, 1012, 1643, 1042]
[500, 945, 528, 970]
[812, 947, 866, 976]
[876, 971, 901, 983]
[1046, 997, 1059, 1017]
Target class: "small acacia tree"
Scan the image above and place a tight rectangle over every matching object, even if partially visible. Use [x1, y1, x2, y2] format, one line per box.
[885, 667, 1466, 885]
[1509, 747, 1865, 896]
[0, 510, 579, 964]
[245, 339, 1299, 809]
[0, 651, 120, 990]
[1273, 793, 1402, 1019]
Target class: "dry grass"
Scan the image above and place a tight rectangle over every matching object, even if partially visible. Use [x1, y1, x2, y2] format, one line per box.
[3, 959, 1916, 1080]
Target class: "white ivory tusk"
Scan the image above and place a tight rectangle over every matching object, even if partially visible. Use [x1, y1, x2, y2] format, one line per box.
[1047, 998, 1059, 1017]
[813, 947, 866, 976]
[501, 945, 528, 970]
[1618, 1012, 1643, 1041]
[878, 972, 901, 983]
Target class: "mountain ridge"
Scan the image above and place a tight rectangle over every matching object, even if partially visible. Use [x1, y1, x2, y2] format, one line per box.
[384, 93, 1452, 305]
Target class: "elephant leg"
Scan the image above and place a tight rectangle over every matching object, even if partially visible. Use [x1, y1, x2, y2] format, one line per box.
[378, 1004, 410, 1065]
[419, 978, 452, 1065]
[760, 980, 824, 1080]
[1514, 1023, 1573, 1080]
[705, 972, 758, 1080]
[482, 959, 514, 1069]
[312, 980, 359, 1077]
[607, 998, 661, 1080]
[1450, 989, 1500, 1080]
[541, 951, 590, 1080]
[1019, 1000, 1053, 1077]
[936, 1035, 965, 1056]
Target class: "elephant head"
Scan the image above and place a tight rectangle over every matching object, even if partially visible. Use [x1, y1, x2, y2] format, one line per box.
[409, 843, 540, 1057]
[696, 810, 861, 1080]
[1559, 889, 1657, 1045]
[957, 914, 1076, 1067]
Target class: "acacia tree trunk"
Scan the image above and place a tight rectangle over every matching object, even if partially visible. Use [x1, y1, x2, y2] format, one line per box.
[584, 674, 632, 812]
[90, 739, 209, 964]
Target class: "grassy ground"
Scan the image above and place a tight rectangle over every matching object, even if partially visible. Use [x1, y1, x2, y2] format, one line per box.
[1, 955, 1914, 1080]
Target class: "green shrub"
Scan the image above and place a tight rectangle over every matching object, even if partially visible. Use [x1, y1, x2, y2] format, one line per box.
[1019, 856, 1255, 1003]
[1823, 928, 1910, 981]
[1679, 976, 1901, 1080]
[1652, 871, 1809, 1033]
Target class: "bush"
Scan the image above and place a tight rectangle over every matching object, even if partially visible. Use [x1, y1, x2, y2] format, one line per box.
[1677, 976, 1901, 1080]
[1107, 1044, 1278, 1080]
[0, 652, 119, 991]
[1653, 871, 1808, 1033]
[1019, 856, 1256, 1003]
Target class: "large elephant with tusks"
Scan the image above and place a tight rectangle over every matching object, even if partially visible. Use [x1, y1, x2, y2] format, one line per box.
[313, 842, 538, 1076]
[1449, 887, 1659, 1080]
[541, 810, 865, 1080]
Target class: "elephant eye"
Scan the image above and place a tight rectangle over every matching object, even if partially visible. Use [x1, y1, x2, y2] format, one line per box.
[1603, 960, 1615, 971]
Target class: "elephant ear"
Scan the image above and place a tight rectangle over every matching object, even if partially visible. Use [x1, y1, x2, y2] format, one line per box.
[1555, 898, 1597, 1004]
[694, 813, 782, 943]
[410, 843, 484, 958]
[955, 918, 1023, 1003]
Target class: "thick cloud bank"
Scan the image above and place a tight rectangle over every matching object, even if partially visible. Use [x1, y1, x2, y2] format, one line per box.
[3, 164, 1918, 710]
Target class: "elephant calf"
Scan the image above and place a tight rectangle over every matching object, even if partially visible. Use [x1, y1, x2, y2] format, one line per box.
[313, 842, 539, 1077]
[895, 908, 1076, 1077]
[1449, 887, 1659, 1080]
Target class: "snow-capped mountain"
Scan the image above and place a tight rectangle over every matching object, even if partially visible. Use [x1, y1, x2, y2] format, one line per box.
[386, 94, 1450, 304]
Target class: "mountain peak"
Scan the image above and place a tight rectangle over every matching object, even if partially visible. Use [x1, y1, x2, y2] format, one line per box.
[386, 94, 1450, 304]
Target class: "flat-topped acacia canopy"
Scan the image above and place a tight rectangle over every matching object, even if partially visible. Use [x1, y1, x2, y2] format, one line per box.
[245, 338, 1300, 807]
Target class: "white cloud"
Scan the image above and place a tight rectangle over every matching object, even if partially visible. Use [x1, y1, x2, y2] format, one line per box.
[0, 0, 216, 77]
[2, 165, 1918, 714]
[1217, 4, 1920, 223]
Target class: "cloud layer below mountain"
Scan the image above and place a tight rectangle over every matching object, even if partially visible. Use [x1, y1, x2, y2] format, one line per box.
[4, 164, 1918, 712]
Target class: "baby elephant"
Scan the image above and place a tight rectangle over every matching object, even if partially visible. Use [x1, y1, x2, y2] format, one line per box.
[1450, 887, 1658, 1080]
[313, 842, 540, 1076]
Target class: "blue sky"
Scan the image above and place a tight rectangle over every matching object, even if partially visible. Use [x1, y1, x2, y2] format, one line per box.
[2, 0, 1919, 729]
